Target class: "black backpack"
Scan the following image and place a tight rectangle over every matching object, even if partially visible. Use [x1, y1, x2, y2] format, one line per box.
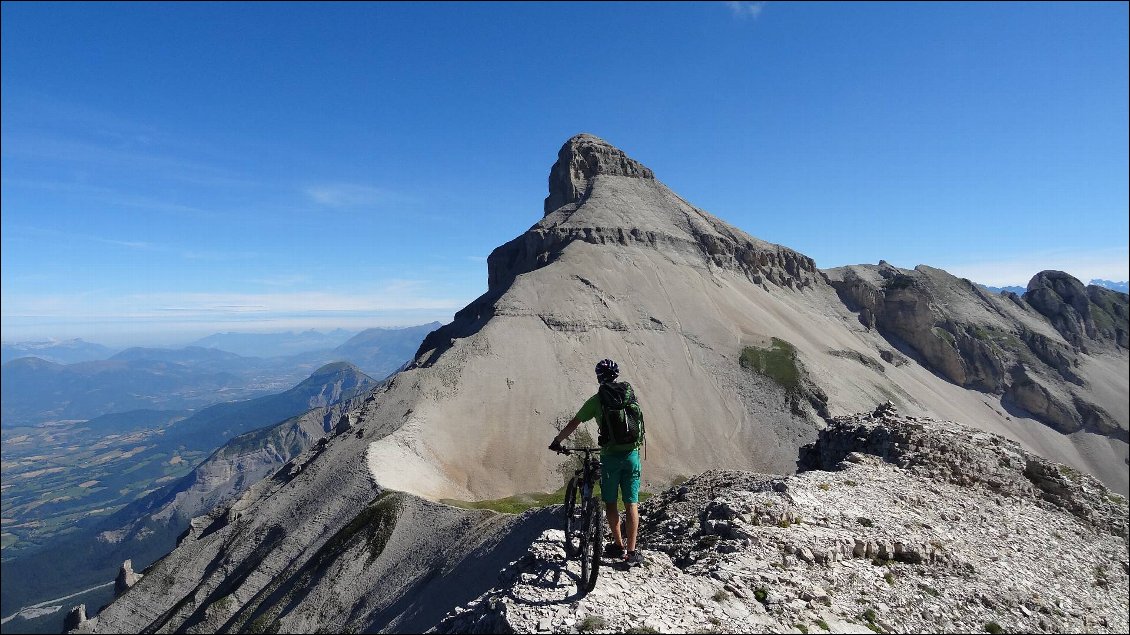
[597, 381, 644, 447]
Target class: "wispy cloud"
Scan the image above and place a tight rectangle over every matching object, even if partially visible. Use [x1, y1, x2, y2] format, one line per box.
[2, 283, 466, 323]
[1, 133, 254, 189]
[2, 89, 255, 190]
[940, 247, 1129, 287]
[0, 281, 469, 345]
[6, 225, 160, 252]
[3, 225, 257, 262]
[4, 177, 229, 223]
[725, 1, 766, 19]
[304, 183, 408, 208]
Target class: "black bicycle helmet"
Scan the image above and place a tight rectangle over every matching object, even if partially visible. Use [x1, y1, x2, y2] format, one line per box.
[595, 358, 619, 383]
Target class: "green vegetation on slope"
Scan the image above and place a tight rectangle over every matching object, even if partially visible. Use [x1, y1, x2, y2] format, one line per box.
[441, 485, 653, 515]
[740, 338, 801, 392]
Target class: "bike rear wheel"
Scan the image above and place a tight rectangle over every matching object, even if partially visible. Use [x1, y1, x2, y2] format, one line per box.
[562, 476, 580, 558]
[578, 498, 604, 594]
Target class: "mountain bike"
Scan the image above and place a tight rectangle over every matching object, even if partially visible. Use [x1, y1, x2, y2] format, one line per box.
[555, 446, 605, 594]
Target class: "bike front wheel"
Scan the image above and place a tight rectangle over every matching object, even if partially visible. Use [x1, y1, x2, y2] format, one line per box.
[562, 477, 580, 558]
[578, 498, 604, 594]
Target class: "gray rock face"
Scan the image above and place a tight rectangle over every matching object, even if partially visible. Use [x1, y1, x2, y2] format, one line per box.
[543, 133, 655, 215]
[798, 406, 1128, 538]
[1025, 270, 1129, 350]
[114, 559, 141, 597]
[434, 413, 1129, 635]
[824, 263, 1127, 441]
[63, 605, 89, 632]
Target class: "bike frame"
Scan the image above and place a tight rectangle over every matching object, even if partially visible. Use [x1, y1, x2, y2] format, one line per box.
[556, 446, 605, 593]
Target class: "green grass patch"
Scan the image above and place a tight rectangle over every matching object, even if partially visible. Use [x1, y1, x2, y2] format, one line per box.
[442, 482, 651, 515]
[932, 327, 956, 347]
[740, 338, 801, 392]
[578, 615, 607, 632]
[442, 486, 571, 514]
[815, 619, 830, 631]
[324, 491, 401, 563]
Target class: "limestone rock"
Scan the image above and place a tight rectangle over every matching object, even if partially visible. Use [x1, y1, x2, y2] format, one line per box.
[1025, 270, 1129, 350]
[543, 133, 655, 215]
[797, 412, 1128, 538]
[63, 604, 89, 632]
[824, 263, 1126, 442]
[114, 559, 141, 596]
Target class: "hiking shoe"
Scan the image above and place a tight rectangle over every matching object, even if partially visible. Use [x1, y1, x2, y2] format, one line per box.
[624, 550, 644, 567]
[605, 543, 625, 559]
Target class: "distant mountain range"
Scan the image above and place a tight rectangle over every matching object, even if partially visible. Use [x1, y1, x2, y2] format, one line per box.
[0, 339, 114, 365]
[0, 323, 441, 427]
[981, 284, 1028, 295]
[188, 328, 358, 358]
[1090, 279, 1129, 293]
[982, 279, 1128, 295]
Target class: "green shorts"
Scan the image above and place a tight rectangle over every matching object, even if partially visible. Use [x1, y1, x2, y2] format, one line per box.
[600, 449, 641, 504]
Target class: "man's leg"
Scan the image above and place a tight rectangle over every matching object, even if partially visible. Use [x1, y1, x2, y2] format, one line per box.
[601, 456, 623, 550]
[605, 502, 623, 548]
[624, 449, 642, 559]
[624, 503, 639, 552]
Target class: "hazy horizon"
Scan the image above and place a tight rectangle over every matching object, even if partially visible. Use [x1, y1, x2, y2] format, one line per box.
[0, 319, 446, 350]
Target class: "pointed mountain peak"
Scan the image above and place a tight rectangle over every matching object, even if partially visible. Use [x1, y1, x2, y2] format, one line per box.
[302, 361, 370, 384]
[543, 133, 656, 215]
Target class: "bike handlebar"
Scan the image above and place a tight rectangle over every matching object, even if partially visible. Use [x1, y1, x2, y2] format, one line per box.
[553, 446, 602, 456]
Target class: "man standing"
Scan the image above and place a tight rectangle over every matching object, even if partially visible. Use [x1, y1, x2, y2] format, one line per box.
[550, 358, 645, 566]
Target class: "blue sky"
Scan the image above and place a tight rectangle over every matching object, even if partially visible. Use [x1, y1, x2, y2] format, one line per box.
[2, 2, 1127, 346]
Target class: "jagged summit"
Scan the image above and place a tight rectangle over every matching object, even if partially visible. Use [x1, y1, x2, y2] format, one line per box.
[1026, 270, 1129, 349]
[481, 133, 819, 297]
[543, 133, 655, 216]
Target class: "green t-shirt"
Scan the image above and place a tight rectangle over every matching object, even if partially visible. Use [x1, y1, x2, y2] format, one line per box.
[575, 393, 642, 456]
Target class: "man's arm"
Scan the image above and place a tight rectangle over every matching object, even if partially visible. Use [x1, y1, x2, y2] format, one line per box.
[550, 417, 582, 450]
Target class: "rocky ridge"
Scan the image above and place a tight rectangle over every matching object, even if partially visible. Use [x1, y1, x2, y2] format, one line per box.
[433, 407, 1129, 634]
[825, 262, 1128, 441]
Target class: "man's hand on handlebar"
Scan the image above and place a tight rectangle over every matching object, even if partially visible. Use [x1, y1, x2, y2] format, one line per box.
[548, 439, 563, 453]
